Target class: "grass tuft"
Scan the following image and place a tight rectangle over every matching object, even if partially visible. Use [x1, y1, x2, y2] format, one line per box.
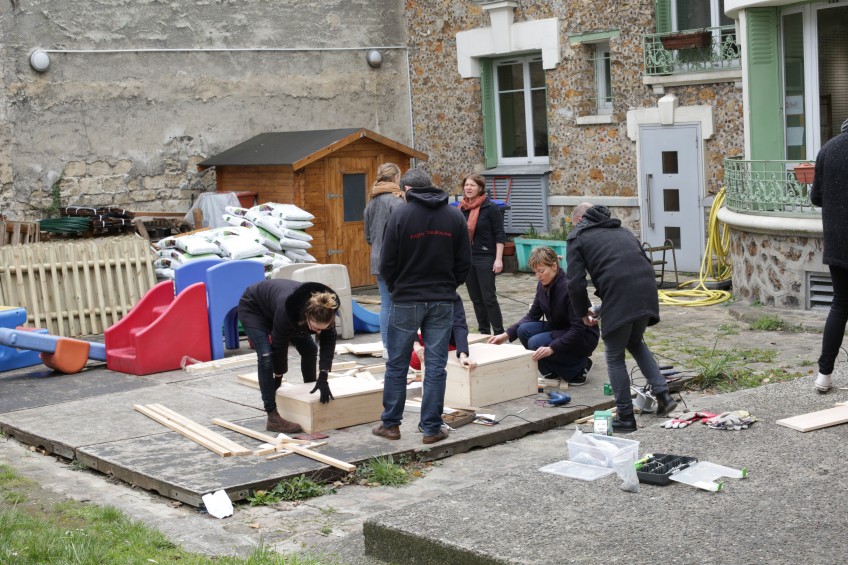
[247, 475, 330, 506]
[355, 455, 410, 487]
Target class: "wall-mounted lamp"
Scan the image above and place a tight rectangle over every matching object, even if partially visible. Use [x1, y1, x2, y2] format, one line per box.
[30, 49, 50, 72]
[366, 49, 382, 68]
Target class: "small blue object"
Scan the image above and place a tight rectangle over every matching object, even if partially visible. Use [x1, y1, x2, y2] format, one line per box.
[352, 299, 380, 333]
[547, 391, 572, 406]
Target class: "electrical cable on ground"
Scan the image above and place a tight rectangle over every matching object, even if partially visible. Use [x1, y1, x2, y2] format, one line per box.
[658, 187, 733, 307]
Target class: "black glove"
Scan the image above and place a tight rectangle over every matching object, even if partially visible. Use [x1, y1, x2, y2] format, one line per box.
[310, 370, 334, 404]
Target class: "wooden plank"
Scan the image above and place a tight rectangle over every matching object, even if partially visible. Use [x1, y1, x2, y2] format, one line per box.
[147, 404, 252, 456]
[776, 405, 848, 432]
[343, 342, 384, 356]
[210, 418, 315, 446]
[185, 353, 256, 374]
[47, 246, 65, 336]
[134, 404, 232, 457]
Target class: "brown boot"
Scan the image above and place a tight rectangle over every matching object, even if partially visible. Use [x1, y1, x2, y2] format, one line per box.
[266, 410, 303, 434]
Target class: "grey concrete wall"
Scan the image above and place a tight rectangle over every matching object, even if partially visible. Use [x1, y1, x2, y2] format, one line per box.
[0, 0, 410, 219]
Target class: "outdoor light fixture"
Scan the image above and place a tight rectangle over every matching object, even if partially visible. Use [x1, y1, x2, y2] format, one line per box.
[29, 49, 50, 72]
[366, 49, 382, 68]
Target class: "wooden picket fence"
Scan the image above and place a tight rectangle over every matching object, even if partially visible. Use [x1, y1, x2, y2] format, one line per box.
[0, 221, 40, 246]
[0, 235, 156, 337]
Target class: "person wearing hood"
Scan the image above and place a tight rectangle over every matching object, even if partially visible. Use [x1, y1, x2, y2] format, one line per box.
[809, 117, 848, 393]
[566, 203, 677, 433]
[238, 278, 340, 434]
[374, 168, 471, 445]
[364, 162, 405, 357]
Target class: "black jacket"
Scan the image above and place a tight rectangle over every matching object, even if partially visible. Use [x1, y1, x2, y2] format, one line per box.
[460, 198, 506, 256]
[566, 206, 659, 337]
[380, 186, 472, 302]
[506, 268, 599, 357]
[811, 132, 848, 268]
[238, 279, 339, 375]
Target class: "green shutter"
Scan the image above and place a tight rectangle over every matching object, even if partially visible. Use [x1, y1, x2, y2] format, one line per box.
[747, 8, 785, 160]
[655, 0, 671, 33]
[480, 58, 498, 168]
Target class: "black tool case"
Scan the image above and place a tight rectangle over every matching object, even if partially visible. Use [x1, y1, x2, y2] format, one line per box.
[636, 453, 698, 485]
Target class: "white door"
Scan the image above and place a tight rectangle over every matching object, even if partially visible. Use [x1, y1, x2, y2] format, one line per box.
[639, 124, 703, 272]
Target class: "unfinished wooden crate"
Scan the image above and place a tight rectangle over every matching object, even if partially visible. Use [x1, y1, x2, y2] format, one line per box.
[0, 235, 156, 336]
[239, 374, 384, 433]
[444, 343, 537, 408]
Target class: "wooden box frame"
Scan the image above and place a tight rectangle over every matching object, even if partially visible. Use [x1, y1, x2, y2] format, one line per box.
[444, 343, 537, 408]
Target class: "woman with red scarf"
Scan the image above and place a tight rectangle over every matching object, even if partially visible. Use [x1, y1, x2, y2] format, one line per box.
[458, 173, 506, 336]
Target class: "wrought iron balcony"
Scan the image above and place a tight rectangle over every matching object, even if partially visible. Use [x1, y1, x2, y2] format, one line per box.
[723, 157, 819, 216]
[644, 26, 741, 76]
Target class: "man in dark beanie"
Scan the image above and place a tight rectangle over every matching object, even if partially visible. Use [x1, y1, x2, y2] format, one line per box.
[809, 117, 848, 392]
[566, 203, 677, 433]
[373, 168, 471, 444]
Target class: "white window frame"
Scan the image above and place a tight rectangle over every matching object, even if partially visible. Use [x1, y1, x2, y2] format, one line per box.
[493, 55, 550, 165]
[670, 0, 726, 32]
[594, 42, 613, 115]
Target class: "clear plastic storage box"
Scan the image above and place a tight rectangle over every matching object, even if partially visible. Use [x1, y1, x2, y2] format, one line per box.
[566, 433, 639, 469]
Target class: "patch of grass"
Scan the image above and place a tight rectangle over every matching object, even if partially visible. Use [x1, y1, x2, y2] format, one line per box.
[750, 314, 786, 331]
[799, 359, 816, 367]
[320, 525, 332, 536]
[247, 475, 330, 506]
[717, 323, 739, 336]
[68, 460, 89, 472]
[0, 464, 327, 564]
[318, 506, 337, 516]
[355, 455, 410, 487]
[689, 345, 736, 390]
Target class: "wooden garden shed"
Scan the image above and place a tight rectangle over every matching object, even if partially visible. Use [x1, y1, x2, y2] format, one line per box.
[197, 128, 427, 287]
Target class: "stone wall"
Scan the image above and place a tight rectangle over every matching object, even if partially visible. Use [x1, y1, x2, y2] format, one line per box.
[0, 0, 410, 220]
[730, 228, 825, 309]
[405, 1, 744, 222]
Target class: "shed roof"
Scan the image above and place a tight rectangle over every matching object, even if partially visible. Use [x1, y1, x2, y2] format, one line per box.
[197, 128, 427, 171]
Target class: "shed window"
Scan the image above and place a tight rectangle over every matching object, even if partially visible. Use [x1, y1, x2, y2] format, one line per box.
[343, 173, 366, 222]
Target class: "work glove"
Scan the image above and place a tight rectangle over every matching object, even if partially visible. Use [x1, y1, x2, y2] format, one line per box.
[662, 411, 716, 429]
[704, 410, 757, 430]
[310, 370, 334, 404]
[546, 391, 571, 406]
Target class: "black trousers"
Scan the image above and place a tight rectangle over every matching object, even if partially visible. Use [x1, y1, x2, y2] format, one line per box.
[465, 253, 504, 335]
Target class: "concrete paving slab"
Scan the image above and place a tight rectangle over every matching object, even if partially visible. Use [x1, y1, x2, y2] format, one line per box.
[0, 383, 262, 459]
[362, 375, 848, 564]
[0, 362, 155, 414]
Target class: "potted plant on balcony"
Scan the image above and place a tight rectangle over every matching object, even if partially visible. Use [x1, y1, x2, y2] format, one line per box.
[793, 162, 815, 184]
[513, 217, 573, 272]
[660, 29, 712, 50]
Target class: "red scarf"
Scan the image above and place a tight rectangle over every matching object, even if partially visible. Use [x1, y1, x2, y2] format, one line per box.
[459, 194, 487, 242]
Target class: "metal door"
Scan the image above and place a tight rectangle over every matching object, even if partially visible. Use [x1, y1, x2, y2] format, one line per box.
[638, 124, 703, 272]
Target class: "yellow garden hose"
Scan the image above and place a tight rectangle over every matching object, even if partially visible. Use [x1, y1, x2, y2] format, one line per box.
[657, 187, 732, 306]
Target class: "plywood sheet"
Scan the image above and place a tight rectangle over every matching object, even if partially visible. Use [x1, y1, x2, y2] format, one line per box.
[776, 405, 848, 432]
[445, 343, 537, 408]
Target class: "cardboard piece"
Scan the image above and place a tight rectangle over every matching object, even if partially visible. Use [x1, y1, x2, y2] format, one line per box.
[444, 343, 537, 408]
[202, 489, 234, 519]
[237, 373, 383, 433]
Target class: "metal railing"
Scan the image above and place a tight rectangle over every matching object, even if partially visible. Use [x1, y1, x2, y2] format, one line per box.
[723, 157, 819, 216]
[643, 26, 741, 76]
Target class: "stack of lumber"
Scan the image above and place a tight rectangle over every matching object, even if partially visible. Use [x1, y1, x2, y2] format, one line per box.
[0, 220, 40, 246]
[134, 404, 252, 457]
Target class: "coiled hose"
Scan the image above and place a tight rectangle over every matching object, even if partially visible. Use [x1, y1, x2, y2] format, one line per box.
[657, 187, 732, 306]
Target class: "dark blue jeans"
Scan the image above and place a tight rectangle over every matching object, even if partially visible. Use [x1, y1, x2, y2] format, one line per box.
[242, 324, 317, 413]
[819, 265, 848, 375]
[381, 301, 453, 436]
[603, 317, 666, 414]
[376, 275, 392, 350]
[516, 321, 590, 380]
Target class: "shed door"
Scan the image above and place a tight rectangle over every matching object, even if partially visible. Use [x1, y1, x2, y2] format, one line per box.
[325, 157, 376, 287]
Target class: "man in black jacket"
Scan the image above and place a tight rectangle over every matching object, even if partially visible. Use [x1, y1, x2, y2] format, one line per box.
[373, 168, 472, 444]
[566, 203, 677, 433]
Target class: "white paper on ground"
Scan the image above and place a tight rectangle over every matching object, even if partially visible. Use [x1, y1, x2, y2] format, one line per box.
[202, 489, 234, 519]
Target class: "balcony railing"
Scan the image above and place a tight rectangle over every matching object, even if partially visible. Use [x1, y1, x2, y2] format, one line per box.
[724, 157, 819, 217]
[644, 26, 741, 76]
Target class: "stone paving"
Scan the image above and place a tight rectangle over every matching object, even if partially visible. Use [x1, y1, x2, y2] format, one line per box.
[0, 270, 834, 563]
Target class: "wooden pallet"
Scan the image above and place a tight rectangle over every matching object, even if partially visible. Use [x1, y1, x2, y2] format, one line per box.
[0, 235, 156, 336]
